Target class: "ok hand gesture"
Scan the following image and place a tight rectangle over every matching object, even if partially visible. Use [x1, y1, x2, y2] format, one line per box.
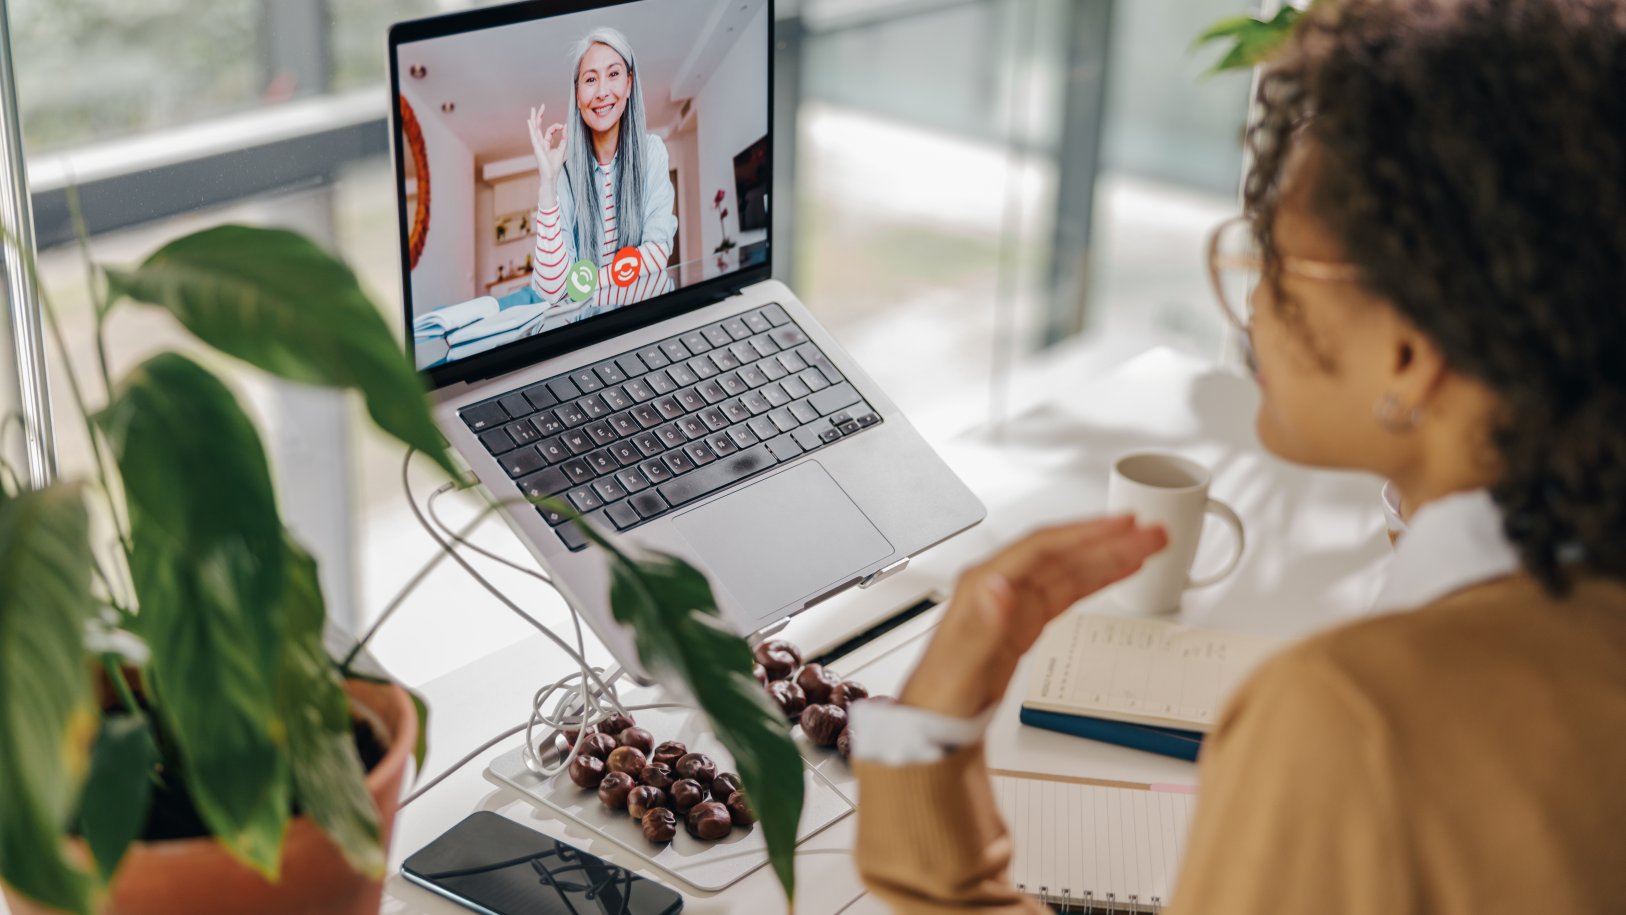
[528, 105, 567, 206]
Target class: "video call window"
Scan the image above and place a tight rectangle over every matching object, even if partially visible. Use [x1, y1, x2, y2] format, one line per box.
[398, 0, 771, 369]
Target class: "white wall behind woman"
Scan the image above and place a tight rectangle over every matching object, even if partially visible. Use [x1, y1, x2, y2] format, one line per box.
[404, 84, 477, 316]
[694, 3, 770, 274]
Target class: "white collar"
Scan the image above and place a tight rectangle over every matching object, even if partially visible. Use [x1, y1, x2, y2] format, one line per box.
[1372, 488, 1522, 613]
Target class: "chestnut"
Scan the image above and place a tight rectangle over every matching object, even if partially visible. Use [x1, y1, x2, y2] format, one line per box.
[606, 746, 647, 777]
[752, 639, 801, 680]
[836, 726, 853, 759]
[710, 771, 743, 802]
[686, 801, 733, 840]
[561, 721, 587, 744]
[576, 732, 617, 760]
[670, 778, 707, 813]
[598, 771, 635, 810]
[753, 664, 769, 686]
[767, 680, 806, 721]
[675, 752, 718, 786]
[642, 807, 678, 843]
[830, 680, 870, 709]
[651, 740, 687, 769]
[596, 712, 635, 737]
[618, 726, 655, 755]
[796, 663, 842, 705]
[800, 703, 848, 748]
[568, 753, 606, 789]
[627, 785, 667, 819]
[725, 790, 756, 827]
[640, 762, 676, 791]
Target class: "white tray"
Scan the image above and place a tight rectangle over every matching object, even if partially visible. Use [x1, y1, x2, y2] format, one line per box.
[485, 703, 854, 893]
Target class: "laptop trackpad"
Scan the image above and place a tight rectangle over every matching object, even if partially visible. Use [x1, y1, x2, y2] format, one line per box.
[671, 462, 892, 624]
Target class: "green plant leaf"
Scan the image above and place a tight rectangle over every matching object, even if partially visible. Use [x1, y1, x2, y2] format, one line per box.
[0, 483, 96, 914]
[103, 225, 458, 479]
[1193, 5, 1305, 74]
[407, 687, 431, 773]
[80, 715, 159, 882]
[277, 537, 383, 877]
[96, 353, 290, 877]
[587, 527, 804, 903]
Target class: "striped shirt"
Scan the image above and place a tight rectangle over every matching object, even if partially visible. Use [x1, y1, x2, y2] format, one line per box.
[532, 157, 673, 308]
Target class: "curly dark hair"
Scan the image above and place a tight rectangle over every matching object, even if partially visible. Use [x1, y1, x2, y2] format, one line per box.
[1244, 0, 1626, 593]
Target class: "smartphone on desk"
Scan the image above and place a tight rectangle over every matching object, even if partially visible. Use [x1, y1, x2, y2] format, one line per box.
[402, 811, 684, 915]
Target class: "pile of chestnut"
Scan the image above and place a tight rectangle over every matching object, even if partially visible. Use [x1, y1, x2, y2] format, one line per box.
[754, 638, 880, 760]
[565, 712, 753, 843]
[561, 638, 877, 846]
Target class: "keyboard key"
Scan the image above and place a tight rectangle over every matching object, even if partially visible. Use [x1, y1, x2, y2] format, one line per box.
[819, 427, 842, 444]
[810, 383, 861, 416]
[740, 365, 769, 388]
[748, 416, 778, 440]
[608, 353, 645, 377]
[610, 412, 640, 438]
[568, 486, 603, 512]
[601, 386, 633, 410]
[676, 387, 707, 413]
[626, 378, 657, 402]
[729, 425, 760, 449]
[562, 429, 593, 454]
[684, 441, 717, 466]
[461, 401, 508, 432]
[767, 407, 798, 433]
[782, 376, 811, 400]
[837, 420, 860, 435]
[744, 311, 772, 334]
[479, 428, 516, 455]
[718, 372, 749, 396]
[638, 346, 670, 369]
[743, 391, 772, 414]
[702, 324, 733, 347]
[762, 383, 791, 408]
[499, 393, 533, 419]
[856, 410, 880, 427]
[711, 350, 742, 372]
[594, 477, 629, 503]
[616, 468, 650, 493]
[679, 416, 709, 440]
[688, 356, 720, 379]
[585, 421, 617, 447]
[653, 396, 684, 420]
[697, 380, 727, 403]
[631, 404, 663, 428]
[502, 446, 545, 479]
[610, 442, 642, 467]
[518, 467, 572, 500]
[655, 424, 687, 449]
[578, 395, 611, 419]
[606, 500, 640, 531]
[523, 383, 559, 411]
[758, 357, 788, 381]
[761, 303, 791, 326]
[557, 521, 589, 551]
[699, 407, 729, 431]
[658, 444, 776, 507]
[586, 450, 618, 476]
[797, 368, 830, 392]
[778, 351, 808, 374]
[750, 335, 780, 359]
[722, 398, 753, 423]
[647, 371, 678, 395]
[561, 458, 594, 483]
[556, 401, 590, 427]
[792, 426, 826, 452]
[595, 362, 627, 386]
[547, 377, 582, 401]
[681, 331, 713, 353]
[769, 325, 809, 348]
[661, 339, 691, 362]
[532, 411, 566, 436]
[764, 433, 804, 462]
[639, 458, 673, 484]
[664, 451, 696, 475]
[633, 432, 664, 456]
[630, 490, 670, 519]
[729, 342, 758, 366]
[538, 436, 570, 464]
[723, 318, 751, 340]
[570, 370, 603, 393]
[537, 503, 570, 527]
[708, 432, 738, 456]
[668, 363, 699, 387]
[506, 420, 541, 445]
[790, 400, 820, 425]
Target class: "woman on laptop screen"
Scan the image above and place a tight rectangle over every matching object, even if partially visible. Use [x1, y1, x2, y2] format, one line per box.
[527, 26, 677, 318]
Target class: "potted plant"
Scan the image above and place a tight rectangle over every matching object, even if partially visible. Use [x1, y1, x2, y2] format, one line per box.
[0, 221, 805, 913]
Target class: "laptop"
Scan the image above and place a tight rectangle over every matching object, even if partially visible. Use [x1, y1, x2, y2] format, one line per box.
[388, 0, 984, 678]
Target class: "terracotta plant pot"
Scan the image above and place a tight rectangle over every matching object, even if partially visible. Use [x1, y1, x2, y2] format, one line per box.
[4, 679, 416, 915]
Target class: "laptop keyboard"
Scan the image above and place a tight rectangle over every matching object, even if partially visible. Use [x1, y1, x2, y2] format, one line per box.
[458, 303, 883, 552]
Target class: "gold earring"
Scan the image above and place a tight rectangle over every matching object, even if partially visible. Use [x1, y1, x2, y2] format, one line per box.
[1373, 393, 1422, 433]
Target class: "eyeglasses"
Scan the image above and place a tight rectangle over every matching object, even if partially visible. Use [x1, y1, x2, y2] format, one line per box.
[1205, 215, 1363, 332]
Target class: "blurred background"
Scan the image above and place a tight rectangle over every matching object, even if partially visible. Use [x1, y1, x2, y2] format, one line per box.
[3, 0, 1253, 678]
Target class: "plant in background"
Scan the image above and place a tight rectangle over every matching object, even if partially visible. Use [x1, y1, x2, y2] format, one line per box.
[1194, 2, 1317, 74]
[0, 220, 804, 911]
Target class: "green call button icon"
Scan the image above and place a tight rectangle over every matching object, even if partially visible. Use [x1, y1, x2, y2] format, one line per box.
[566, 259, 598, 303]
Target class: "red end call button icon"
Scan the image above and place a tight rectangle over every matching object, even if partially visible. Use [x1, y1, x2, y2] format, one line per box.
[610, 247, 642, 288]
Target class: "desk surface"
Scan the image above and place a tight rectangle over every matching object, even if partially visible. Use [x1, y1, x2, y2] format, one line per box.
[374, 344, 1395, 914]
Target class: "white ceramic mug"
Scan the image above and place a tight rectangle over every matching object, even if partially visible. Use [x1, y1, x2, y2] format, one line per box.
[1106, 452, 1245, 613]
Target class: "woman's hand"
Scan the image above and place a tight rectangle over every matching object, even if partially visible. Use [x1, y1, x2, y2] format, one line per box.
[528, 105, 567, 207]
[900, 516, 1168, 719]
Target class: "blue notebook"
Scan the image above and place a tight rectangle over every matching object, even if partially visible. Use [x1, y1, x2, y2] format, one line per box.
[1019, 613, 1281, 761]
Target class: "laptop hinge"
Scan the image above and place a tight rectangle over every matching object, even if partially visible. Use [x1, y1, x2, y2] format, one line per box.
[858, 557, 909, 588]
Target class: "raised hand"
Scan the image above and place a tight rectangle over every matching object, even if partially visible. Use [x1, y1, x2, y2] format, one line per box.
[528, 105, 567, 204]
[899, 516, 1168, 719]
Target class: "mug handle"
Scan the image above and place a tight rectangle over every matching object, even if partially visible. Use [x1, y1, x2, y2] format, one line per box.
[1188, 498, 1245, 589]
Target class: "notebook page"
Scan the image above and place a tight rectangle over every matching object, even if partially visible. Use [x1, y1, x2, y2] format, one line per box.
[1024, 614, 1281, 730]
[993, 773, 1195, 911]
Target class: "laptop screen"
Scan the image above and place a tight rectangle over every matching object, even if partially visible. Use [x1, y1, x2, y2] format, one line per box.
[393, 0, 772, 373]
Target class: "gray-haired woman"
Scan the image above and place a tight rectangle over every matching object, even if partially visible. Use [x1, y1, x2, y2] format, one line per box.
[527, 26, 677, 317]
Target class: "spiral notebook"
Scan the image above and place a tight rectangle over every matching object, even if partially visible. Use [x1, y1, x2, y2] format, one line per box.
[991, 770, 1196, 913]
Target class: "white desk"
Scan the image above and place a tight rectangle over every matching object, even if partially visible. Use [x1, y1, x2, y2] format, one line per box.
[381, 345, 1396, 915]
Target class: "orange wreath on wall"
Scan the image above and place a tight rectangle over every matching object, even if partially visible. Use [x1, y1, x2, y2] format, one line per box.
[400, 94, 431, 271]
